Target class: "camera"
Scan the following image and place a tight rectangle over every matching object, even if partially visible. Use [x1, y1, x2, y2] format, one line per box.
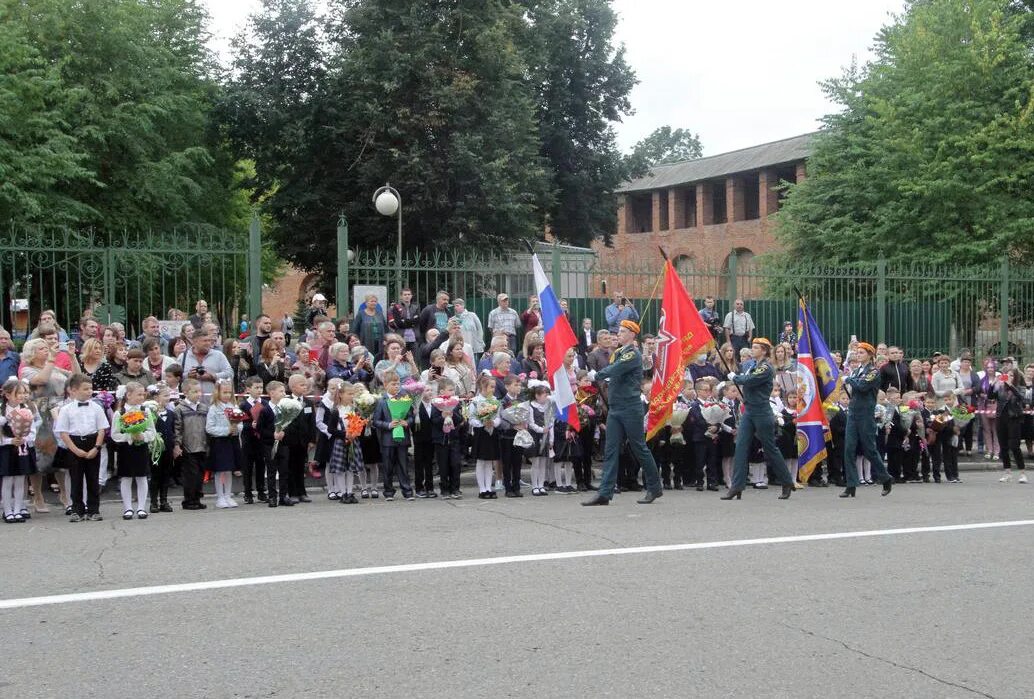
[196, 366, 205, 375]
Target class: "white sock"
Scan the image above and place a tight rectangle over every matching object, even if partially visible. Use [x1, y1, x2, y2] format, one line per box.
[553, 462, 562, 484]
[563, 463, 573, 487]
[120, 478, 133, 512]
[368, 464, 379, 490]
[98, 448, 109, 486]
[13, 477, 26, 513]
[475, 460, 489, 492]
[1, 477, 12, 514]
[136, 477, 148, 512]
[344, 472, 354, 495]
[532, 458, 546, 489]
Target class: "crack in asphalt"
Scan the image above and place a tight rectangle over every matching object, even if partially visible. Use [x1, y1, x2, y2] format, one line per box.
[781, 623, 996, 698]
[93, 522, 127, 583]
[475, 503, 623, 547]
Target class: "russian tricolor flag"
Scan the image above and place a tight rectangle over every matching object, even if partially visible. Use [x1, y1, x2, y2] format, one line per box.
[531, 254, 580, 431]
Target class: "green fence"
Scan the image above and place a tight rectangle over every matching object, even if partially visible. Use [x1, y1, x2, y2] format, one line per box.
[0, 223, 259, 340]
[340, 246, 1034, 363]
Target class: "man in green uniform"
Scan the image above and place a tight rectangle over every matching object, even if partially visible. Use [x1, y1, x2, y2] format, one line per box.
[721, 338, 795, 500]
[840, 342, 893, 498]
[583, 320, 663, 506]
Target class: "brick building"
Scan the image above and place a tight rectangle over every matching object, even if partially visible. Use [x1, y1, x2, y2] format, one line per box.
[594, 132, 814, 295]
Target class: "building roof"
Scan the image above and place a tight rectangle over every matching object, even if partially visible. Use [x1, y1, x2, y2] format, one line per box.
[617, 131, 817, 194]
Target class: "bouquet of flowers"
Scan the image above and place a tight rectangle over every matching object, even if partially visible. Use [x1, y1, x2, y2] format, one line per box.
[343, 411, 367, 441]
[501, 404, 533, 449]
[271, 397, 303, 458]
[432, 395, 461, 434]
[224, 406, 249, 423]
[950, 404, 976, 427]
[142, 401, 166, 465]
[576, 403, 596, 427]
[823, 402, 842, 421]
[92, 390, 116, 411]
[930, 412, 951, 433]
[354, 391, 380, 419]
[386, 395, 413, 441]
[475, 397, 501, 434]
[898, 401, 919, 427]
[401, 379, 426, 398]
[667, 406, 691, 444]
[7, 406, 35, 456]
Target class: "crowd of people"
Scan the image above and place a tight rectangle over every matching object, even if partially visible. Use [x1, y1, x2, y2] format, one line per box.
[1, 289, 1032, 524]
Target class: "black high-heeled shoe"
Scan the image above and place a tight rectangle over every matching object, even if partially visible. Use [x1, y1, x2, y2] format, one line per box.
[779, 484, 793, 500]
[720, 489, 743, 500]
[882, 479, 893, 496]
[839, 487, 856, 498]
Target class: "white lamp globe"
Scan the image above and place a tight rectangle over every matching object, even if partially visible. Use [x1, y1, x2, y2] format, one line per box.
[375, 190, 399, 216]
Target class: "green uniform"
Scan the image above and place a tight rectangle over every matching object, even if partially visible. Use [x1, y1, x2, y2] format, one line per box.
[596, 343, 661, 500]
[842, 362, 891, 487]
[730, 360, 793, 491]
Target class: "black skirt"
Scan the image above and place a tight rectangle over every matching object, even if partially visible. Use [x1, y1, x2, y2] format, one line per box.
[0, 445, 38, 477]
[116, 442, 151, 478]
[472, 427, 500, 460]
[360, 430, 381, 465]
[207, 435, 241, 473]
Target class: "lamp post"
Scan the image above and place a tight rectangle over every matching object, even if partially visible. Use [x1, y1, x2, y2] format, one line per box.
[372, 183, 402, 299]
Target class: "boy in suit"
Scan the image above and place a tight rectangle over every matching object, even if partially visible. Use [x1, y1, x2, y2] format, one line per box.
[373, 370, 415, 500]
[412, 383, 436, 498]
[240, 376, 271, 504]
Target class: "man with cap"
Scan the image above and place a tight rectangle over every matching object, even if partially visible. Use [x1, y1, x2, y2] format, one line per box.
[583, 320, 663, 506]
[721, 338, 795, 500]
[839, 342, 894, 498]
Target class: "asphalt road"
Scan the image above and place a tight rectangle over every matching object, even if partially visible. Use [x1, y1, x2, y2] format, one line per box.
[2, 469, 1032, 698]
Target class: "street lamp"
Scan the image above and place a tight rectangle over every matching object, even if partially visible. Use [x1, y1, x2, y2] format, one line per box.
[372, 183, 402, 299]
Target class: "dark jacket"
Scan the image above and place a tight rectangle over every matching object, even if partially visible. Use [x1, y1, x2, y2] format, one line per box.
[880, 361, 913, 393]
[417, 304, 452, 342]
[388, 301, 421, 335]
[413, 401, 434, 445]
[155, 407, 177, 458]
[240, 398, 274, 448]
[373, 394, 415, 448]
[430, 404, 466, 445]
[283, 396, 316, 449]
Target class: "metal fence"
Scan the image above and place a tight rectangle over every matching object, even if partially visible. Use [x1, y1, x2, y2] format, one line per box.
[340, 245, 1034, 363]
[1, 223, 260, 340]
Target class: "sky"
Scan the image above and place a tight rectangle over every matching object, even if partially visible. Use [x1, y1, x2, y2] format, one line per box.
[204, 0, 907, 156]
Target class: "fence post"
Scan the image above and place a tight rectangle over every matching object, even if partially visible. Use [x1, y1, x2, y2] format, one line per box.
[551, 242, 562, 298]
[999, 255, 1010, 356]
[337, 214, 350, 313]
[248, 213, 262, 322]
[726, 250, 738, 305]
[103, 246, 115, 325]
[876, 256, 887, 344]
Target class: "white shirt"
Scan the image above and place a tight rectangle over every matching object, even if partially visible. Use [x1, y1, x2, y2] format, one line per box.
[723, 310, 755, 336]
[54, 399, 110, 438]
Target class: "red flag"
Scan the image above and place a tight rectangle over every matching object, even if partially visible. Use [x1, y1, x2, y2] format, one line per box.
[646, 260, 716, 441]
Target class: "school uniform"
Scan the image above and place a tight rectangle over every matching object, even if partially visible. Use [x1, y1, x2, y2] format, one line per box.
[265, 400, 293, 506]
[372, 393, 415, 498]
[431, 402, 466, 496]
[174, 400, 208, 508]
[151, 406, 176, 509]
[688, 398, 720, 491]
[205, 401, 242, 473]
[827, 408, 847, 486]
[923, 407, 943, 483]
[283, 395, 316, 499]
[527, 400, 553, 494]
[54, 398, 109, 516]
[885, 409, 907, 483]
[496, 393, 524, 495]
[1, 402, 39, 520]
[240, 397, 273, 502]
[412, 399, 436, 496]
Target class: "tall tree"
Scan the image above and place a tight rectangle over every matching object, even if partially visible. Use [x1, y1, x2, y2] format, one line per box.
[4, 0, 244, 233]
[625, 126, 703, 177]
[775, 0, 1034, 268]
[520, 0, 637, 247]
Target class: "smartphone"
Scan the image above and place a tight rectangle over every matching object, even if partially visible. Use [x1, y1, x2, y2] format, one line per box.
[309, 349, 320, 363]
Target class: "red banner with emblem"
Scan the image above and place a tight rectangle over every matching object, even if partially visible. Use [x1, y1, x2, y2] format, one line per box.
[646, 260, 716, 441]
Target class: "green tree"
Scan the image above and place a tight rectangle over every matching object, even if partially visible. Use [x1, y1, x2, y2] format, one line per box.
[5, 0, 244, 233]
[775, 0, 1034, 268]
[520, 0, 637, 247]
[625, 126, 703, 177]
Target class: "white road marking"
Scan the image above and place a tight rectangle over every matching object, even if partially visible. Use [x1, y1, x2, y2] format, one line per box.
[3, 519, 1032, 610]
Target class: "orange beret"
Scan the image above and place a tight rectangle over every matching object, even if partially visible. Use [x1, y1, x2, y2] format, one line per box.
[857, 342, 876, 357]
[752, 337, 772, 349]
[620, 320, 640, 335]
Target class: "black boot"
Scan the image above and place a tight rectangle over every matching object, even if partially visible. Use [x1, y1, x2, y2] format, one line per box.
[839, 487, 856, 498]
[720, 489, 743, 500]
[778, 484, 793, 500]
[882, 479, 893, 496]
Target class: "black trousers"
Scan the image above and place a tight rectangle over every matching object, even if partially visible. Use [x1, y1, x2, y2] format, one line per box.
[997, 417, 1026, 470]
[435, 441, 463, 494]
[266, 444, 289, 501]
[499, 439, 522, 493]
[575, 428, 594, 487]
[903, 440, 920, 480]
[886, 448, 903, 482]
[286, 442, 307, 497]
[181, 452, 204, 505]
[151, 451, 173, 504]
[67, 435, 101, 516]
[242, 440, 267, 497]
[413, 440, 435, 493]
[381, 445, 412, 496]
[693, 439, 720, 487]
[925, 440, 942, 481]
[942, 442, 959, 481]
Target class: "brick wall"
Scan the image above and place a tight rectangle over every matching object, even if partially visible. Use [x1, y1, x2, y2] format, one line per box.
[260, 266, 337, 329]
